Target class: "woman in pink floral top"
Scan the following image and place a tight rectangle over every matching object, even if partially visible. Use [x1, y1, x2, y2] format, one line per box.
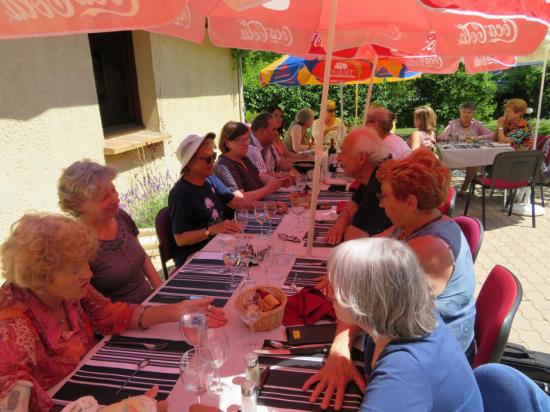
[0, 213, 227, 411]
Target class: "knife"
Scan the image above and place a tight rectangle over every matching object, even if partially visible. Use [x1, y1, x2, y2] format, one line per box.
[254, 345, 329, 356]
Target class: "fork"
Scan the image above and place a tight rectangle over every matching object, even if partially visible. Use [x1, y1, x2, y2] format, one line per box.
[109, 341, 169, 351]
[116, 358, 150, 394]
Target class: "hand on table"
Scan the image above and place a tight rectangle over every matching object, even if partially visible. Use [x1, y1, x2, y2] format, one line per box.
[326, 222, 345, 245]
[144, 385, 169, 412]
[211, 220, 242, 235]
[266, 177, 284, 192]
[302, 347, 366, 410]
[178, 297, 228, 328]
[313, 275, 329, 296]
[189, 405, 222, 412]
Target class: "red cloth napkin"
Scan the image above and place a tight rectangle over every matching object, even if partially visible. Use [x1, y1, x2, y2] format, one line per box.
[283, 287, 336, 326]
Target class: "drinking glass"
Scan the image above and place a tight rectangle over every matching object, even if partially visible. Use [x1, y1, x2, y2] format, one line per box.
[238, 292, 263, 351]
[290, 195, 306, 233]
[234, 234, 254, 287]
[234, 209, 249, 233]
[179, 312, 207, 348]
[296, 174, 306, 192]
[222, 244, 240, 289]
[204, 329, 229, 392]
[180, 348, 214, 404]
[264, 201, 277, 234]
[257, 242, 274, 283]
[253, 201, 267, 239]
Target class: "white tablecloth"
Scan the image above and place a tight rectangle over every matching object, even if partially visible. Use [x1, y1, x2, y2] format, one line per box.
[438, 143, 514, 168]
[49, 213, 338, 412]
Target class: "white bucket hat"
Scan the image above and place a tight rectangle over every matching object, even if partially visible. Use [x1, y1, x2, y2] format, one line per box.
[175, 132, 216, 168]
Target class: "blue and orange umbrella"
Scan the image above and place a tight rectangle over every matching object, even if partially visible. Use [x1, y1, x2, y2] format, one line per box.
[260, 55, 421, 87]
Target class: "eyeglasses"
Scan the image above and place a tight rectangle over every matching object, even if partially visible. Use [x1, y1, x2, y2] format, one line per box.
[327, 109, 335, 113]
[231, 136, 250, 145]
[195, 153, 217, 164]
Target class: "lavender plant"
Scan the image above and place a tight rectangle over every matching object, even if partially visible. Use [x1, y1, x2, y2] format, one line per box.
[119, 145, 176, 228]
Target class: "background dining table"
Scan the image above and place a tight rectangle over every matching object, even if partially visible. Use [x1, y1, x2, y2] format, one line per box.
[48, 189, 361, 412]
[438, 142, 514, 169]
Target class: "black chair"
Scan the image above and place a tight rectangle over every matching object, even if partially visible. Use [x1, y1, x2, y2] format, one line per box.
[464, 151, 544, 228]
[154, 207, 178, 278]
[535, 136, 550, 206]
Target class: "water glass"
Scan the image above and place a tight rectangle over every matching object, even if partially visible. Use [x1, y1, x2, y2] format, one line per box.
[234, 209, 249, 232]
[180, 348, 214, 404]
[264, 201, 277, 234]
[238, 292, 263, 351]
[290, 195, 306, 233]
[234, 234, 254, 287]
[253, 201, 267, 239]
[204, 329, 229, 393]
[222, 245, 240, 289]
[179, 312, 207, 347]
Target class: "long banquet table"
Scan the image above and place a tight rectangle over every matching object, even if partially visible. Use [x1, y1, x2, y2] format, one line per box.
[438, 142, 514, 169]
[49, 190, 361, 412]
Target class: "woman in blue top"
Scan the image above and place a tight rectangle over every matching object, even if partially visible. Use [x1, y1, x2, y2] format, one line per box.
[325, 238, 482, 411]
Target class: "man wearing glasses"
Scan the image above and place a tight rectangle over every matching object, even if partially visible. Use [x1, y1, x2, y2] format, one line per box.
[325, 128, 392, 245]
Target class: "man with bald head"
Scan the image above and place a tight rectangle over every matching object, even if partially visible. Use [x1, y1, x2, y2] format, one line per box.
[326, 128, 392, 245]
[366, 107, 411, 160]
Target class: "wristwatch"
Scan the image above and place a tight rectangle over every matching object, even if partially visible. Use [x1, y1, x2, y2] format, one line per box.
[205, 227, 212, 237]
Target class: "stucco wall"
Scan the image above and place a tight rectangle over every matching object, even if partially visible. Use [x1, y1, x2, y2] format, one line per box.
[106, 33, 241, 196]
[0, 35, 105, 244]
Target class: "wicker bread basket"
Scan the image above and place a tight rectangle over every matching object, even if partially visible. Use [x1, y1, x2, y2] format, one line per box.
[235, 286, 287, 332]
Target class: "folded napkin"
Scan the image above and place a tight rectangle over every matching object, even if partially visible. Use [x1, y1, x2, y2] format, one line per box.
[283, 287, 336, 326]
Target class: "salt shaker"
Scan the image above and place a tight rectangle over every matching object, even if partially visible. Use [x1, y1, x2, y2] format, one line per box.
[241, 379, 257, 412]
[244, 352, 260, 385]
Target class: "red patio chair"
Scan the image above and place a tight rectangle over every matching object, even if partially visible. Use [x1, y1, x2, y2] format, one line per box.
[439, 186, 456, 216]
[154, 207, 179, 278]
[453, 215, 484, 263]
[473, 265, 523, 367]
[464, 151, 544, 228]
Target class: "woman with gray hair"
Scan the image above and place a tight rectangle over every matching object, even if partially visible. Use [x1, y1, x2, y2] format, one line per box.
[58, 159, 163, 303]
[304, 238, 482, 411]
[0, 213, 226, 411]
[284, 108, 314, 152]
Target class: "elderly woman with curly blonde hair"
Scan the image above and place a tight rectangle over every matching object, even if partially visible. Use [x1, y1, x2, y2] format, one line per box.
[58, 160, 163, 303]
[496, 98, 533, 151]
[0, 213, 226, 411]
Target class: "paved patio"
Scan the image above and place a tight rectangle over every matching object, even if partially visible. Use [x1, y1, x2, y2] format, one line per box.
[452, 181, 550, 354]
[150, 182, 550, 354]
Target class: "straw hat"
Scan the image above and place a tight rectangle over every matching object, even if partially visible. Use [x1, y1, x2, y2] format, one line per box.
[175, 132, 215, 168]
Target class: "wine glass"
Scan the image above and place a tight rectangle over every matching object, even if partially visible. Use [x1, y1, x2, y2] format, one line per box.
[238, 292, 263, 351]
[257, 242, 274, 284]
[222, 245, 240, 289]
[264, 201, 277, 234]
[234, 209, 249, 233]
[296, 174, 306, 192]
[234, 234, 254, 287]
[204, 329, 229, 392]
[179, 312, 207, 347]
[290, 195, 306, 233]
[253, 201, 267, 239]
[180, 348, 214, 404]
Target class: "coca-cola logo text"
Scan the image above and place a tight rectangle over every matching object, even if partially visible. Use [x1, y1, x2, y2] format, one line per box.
[406, 56, 444, 69]
[240, 20, 293, 46]
[172, 2, 190, 29]
[2, 0, 140, 22]
[456, 19, 518, 46]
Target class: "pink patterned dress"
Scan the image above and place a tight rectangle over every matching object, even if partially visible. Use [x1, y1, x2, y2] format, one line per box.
[0, 283, 136, 411]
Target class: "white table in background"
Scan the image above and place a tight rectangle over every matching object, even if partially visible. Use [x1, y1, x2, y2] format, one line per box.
[438, 143, 514, 169]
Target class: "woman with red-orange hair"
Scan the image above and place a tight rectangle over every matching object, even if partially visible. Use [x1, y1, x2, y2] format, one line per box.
[376, 149, 476, 356]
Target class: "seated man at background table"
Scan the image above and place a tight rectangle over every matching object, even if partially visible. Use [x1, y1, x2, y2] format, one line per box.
[366, 107, 411, 160]
[326, 128, 392, 245]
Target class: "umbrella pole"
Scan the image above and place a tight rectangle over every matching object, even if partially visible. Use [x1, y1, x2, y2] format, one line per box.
[339, 83, 345, 145]
[307, 0, 338, 255]
[534, 43, 549, 148]
[362, 56, 378, 126]
[355, 83, 359, 127]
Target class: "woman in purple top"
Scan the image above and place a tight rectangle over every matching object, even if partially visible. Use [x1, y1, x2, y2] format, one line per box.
[58, 160, 163, 303]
